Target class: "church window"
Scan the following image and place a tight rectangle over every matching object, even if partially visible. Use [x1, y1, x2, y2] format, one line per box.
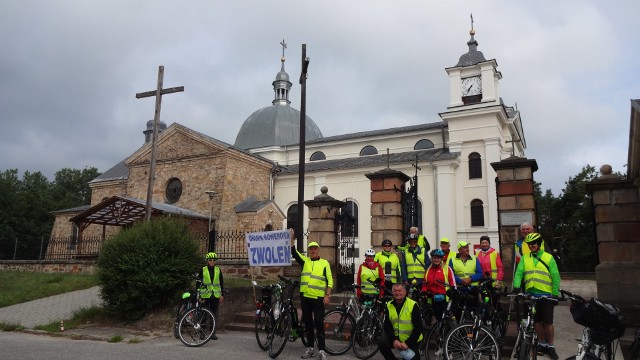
[469, 152, 482, 179]
[165, 177, 183, 203]
[414, 139, 434, 150]
[286, 204, 299, 235]
[310, 151, 326, 161]
[359, 145, 378, 156]
[470, 199, 485, 227]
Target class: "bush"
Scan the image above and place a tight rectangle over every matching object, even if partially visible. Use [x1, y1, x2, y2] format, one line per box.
[97, 217, 201, 321]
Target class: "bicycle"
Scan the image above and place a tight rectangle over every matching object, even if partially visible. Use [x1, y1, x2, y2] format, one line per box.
[422, 284, 475, 360]
[254, 280, 281, 351]
[175, 276, 216, 347]
[509, 292, 558, 360]
[173, 286, 197, 339]
[352, 280, 389, 360]
[560, 289, 627, 360]
[266, 275, 313, 359]
[322, 284, 362, 355]
[443, 278, 501, 360]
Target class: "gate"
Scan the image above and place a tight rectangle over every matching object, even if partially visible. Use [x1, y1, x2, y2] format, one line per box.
[335, 203, 356, 292]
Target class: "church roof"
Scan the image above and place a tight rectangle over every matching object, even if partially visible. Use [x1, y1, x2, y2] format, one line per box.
[307, 122, 446, 145]
[234, 105, 323, 149]
[278, 147, 457, 174]
[234, 196, 273, 213]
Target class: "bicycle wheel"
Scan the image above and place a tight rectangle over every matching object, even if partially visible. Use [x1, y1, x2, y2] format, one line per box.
[255, 306, 273, 350]
[566, 355, 600, 360]
[177, 307, 216, 347]
[517, 335, 537, 360]
[323, 309, 355, 355]
[173, 302, 189, 339]
[353, 314, 383, 359]
[444, 323, 500, 360]
[423, 319, 453, 360]
[297, 318, 313, 347]
[268, 311, 291, 359]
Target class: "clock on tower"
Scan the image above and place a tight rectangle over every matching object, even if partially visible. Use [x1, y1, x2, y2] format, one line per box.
[461, 76, 482, 104]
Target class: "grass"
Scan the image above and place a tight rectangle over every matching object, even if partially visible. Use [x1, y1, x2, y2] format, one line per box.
[108, 335, 123, 343]
[0, 270, 100, 308]
[34, 306, 108, 333]
[0, 322, 24, 331]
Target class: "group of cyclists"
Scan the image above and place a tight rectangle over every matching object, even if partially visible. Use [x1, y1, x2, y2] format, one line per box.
[196, 223, 561, 360]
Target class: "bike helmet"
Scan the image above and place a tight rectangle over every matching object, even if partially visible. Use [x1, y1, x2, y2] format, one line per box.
[364, 249, 376, 257]
[430, 249, 445, 258]
[524, 233, 543, 245]
[205, 252, 218, 260]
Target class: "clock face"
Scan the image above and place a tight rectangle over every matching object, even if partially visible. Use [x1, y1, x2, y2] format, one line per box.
[462, 76, 482, 96]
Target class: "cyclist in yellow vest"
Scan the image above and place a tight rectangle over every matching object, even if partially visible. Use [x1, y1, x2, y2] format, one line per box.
[291, 234, 333, 360]
[201, 252, 224, 340]
[514, 222, 545, 266]
[374, 239, 401, 292]
[513, 233, 560, 360]
[378, 283, 423, 360]
[397, 226, 430, 252]
[401, 235, 431, 285]
[475, 235, 504, 289]
[448, 241, 482, 288]
[357, 249, 385, 300]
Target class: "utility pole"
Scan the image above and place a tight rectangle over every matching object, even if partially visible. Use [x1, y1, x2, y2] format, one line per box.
[136, 66, 184, 221]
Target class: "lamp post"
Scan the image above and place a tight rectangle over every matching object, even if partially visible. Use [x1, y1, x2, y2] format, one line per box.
[205, 190, 217, 251]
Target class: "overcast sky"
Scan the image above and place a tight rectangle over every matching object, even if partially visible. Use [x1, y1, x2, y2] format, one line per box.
[1, 1, 638, 195]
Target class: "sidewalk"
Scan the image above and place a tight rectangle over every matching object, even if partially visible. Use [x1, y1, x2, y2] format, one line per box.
[0, 286, 102, 329]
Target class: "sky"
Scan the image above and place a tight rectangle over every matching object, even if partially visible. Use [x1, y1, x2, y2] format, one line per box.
[1, 1, 638, 196]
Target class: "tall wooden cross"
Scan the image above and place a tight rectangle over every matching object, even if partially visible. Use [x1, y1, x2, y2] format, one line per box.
[136, 65, 184, 221]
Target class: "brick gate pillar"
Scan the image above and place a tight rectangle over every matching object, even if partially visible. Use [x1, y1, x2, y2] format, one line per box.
[303, 186, 344, 282]
[490, 157, 538, 284]
[365, 168, 411, 253]
[586, 165, 640, 327]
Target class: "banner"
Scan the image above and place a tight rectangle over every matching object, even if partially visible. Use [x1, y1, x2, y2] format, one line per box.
[246, 230, 292, 267]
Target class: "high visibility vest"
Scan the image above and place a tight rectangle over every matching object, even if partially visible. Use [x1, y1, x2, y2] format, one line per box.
[387, 298, 423, 343]
[300, 255, 331, 298]
[359, 264, 382, 295]
[476, 250, 499, 280]
[403, 247, 428, 281]
[451, 255, 479, 286]
[515, 239, 545, 262]
[522, 252, 553, 293]
[202, 266, 221, 298]
[375, 252, 401, 284]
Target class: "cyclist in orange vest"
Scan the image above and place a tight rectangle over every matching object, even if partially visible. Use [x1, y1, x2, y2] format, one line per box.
[475, 235, 504, 289]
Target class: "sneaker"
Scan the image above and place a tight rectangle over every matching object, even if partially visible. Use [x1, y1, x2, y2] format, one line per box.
[317, 350, 327, 360]
[211, 334, 218, 340]
[547, 346, 558, 360]
[301, 347, 315, 359]
[537, 344, 547, 355]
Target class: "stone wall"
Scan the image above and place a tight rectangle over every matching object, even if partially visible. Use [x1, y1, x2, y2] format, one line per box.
[0, 260, 97, 274]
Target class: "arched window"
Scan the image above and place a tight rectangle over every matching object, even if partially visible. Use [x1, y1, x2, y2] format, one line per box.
[414, 139, 434, 150]
[286, 204, 298, 234]
[341, 200, 359, 237]
[359, 145, 378, 156]
[310, 151, 326, 161]
[469, 152, 482, 179]
[470, 199, 484, 227]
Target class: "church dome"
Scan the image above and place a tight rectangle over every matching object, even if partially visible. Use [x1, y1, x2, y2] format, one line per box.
[234, 40, 323, 149]
[455, 30, 487, 67]
[235, 106, 322, 149]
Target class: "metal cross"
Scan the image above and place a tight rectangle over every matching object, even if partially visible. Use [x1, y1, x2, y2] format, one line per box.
[412, 154, 421, 177]
[506, 137, 521, 157]
[135, 66, 184, 221]
[470, 13, 474, 32]
[280, 39, 287, 59]
[386, 148, 391, 168]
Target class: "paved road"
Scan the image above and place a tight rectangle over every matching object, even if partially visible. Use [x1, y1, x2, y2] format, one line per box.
[0, 279, 622, 359]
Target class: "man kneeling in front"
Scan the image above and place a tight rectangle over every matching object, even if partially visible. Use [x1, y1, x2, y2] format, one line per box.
[378, 283, 423, 360]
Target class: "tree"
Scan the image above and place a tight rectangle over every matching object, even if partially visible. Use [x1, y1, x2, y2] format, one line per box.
[536, 165, 598, 272]
[51, 167, 100, 209]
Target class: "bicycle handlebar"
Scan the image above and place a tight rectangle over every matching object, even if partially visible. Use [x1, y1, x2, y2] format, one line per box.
[559, 289, 585, 304]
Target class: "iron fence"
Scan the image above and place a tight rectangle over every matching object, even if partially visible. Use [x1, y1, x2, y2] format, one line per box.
[0, 236, 106, 260]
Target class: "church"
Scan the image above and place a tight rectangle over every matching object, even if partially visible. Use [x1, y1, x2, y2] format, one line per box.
[50, 27, 526, 257]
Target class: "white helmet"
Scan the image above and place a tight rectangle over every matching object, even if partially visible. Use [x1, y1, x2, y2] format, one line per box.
[365, 249, 375, 256]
